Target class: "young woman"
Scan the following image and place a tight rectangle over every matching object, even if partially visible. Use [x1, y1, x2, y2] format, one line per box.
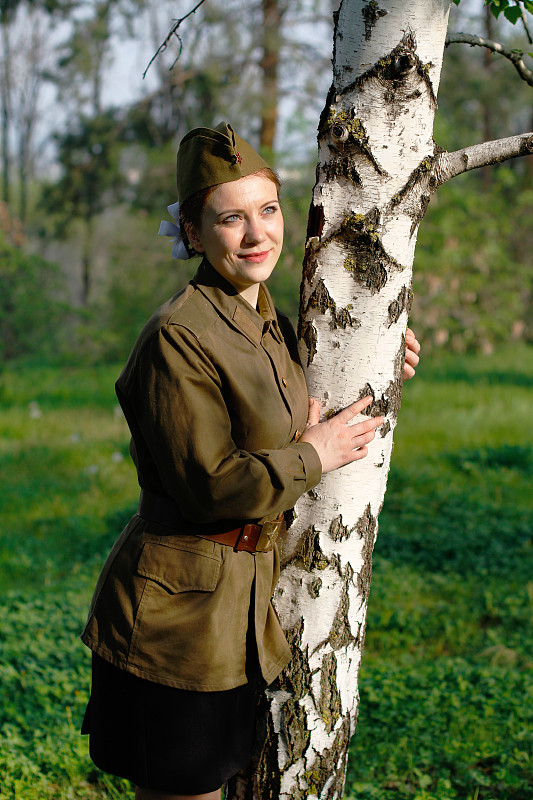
[81, 122, 420, 800]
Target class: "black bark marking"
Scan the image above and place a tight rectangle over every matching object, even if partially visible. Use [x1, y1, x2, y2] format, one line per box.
[387, 285, 413, 327]
[320, 109, 386, 176]
[285, 507, 296, 530]
[356, 503, 377, 602]
[410, 193, 430, 237]
[318, 651, 342, 734]
[389, 154, 436, 210]
[338, 32, 438, 108]
[282, 697, 311, 764]
[329, 578, 356, 651]
[362, 0, 387, 41]
[306, 201, 325, 241]
[321, 208, 403, 294]
[331, 304, 361, 331]
[234, 690, 280, 800]
[358, 372, 402, 421]
[279, 619, 312, 700]
[291, 526, 330, 572]
[321, 155, 362, 185]
[302, 236, 322, 285]
[329, 514, 351, 542]
[307, 576, 322, 598]
[318, 83, 337, 136]
[303, 716, 352, 800]
[379, 419, 391, 438]
[307, 278, 336, 314]
[298, 319, 317, 367]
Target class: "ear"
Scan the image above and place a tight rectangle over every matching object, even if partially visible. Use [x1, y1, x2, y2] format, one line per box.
[184, 222, 205, 253]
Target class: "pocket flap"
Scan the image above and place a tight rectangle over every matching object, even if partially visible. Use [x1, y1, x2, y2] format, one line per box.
[137, 541, 221, 593]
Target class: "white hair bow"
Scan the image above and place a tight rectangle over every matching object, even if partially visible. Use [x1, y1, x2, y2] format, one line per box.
[158, 202, 192, 260]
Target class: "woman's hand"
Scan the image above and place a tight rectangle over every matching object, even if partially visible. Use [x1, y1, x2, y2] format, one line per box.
[300, 396, 384, 474]
[403, 327, 420, 381]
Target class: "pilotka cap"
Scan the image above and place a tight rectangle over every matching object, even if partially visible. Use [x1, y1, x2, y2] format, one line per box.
[177, 121, 270, 204]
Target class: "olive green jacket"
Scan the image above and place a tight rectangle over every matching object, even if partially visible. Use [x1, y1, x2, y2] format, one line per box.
[81, 260, 322, 691]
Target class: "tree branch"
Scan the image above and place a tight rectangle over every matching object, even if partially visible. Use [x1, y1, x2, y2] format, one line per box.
[142, 0, 207, 80]
[515, 0, 533, 45]
[434, 132, 533, 186]
[446, 31, 533, 87]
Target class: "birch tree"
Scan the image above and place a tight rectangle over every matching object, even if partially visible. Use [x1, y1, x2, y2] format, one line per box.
[226, 1, 533, 799]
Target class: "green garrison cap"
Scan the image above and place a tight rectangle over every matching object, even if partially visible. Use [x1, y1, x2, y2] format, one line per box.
[177, 121, 270, 204]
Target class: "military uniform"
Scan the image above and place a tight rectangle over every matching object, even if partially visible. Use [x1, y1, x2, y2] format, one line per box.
[81, 259, 322, 691]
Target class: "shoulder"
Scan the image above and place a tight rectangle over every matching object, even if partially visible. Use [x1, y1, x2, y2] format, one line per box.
[117, 282, 219, 391]
[144, 284, 217, 343]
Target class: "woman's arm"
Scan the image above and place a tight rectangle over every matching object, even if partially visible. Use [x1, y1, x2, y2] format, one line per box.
[128, 324, 323, 525]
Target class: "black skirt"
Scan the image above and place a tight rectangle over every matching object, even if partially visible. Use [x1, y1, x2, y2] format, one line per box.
[82, 652, 262, 794]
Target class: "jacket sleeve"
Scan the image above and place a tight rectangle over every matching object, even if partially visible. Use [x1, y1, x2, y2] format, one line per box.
[125, 323, 322, 524]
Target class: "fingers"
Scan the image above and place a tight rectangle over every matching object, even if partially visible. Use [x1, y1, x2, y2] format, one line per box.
[404, 347, 419, 369]
[306, 397, 320, 428]
[336, 395, 373, 424]
[403, 363, 416, 381]
[405, 328, 421, 355]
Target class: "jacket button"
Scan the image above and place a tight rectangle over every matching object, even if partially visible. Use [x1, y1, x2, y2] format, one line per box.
[282, 377, 287, 387]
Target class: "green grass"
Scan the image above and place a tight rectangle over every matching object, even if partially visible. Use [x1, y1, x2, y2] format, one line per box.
[0, 345, 532, 799]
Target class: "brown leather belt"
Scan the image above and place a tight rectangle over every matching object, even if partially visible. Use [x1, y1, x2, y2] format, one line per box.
[138, 490, 285, 554]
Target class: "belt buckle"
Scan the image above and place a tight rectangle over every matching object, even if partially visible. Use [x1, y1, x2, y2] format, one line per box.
[255, 518, 283, 553]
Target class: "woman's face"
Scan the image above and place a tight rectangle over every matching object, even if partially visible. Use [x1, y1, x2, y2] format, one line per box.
[186, 173, 283, 295]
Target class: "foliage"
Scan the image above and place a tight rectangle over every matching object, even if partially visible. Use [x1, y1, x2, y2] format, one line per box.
[0, 232, 69, 362]
[42, 111, 124, 237]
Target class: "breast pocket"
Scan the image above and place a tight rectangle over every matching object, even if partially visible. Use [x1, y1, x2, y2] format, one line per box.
[136, 538, 222, 593]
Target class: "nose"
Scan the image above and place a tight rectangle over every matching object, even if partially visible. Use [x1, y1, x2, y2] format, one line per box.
[243, 214, 267, 245]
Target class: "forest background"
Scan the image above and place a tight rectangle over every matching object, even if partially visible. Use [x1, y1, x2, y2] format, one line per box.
[1, 0, 532, 798]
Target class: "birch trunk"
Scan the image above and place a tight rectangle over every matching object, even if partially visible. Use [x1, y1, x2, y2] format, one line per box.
[226, 2, 533, 799]
[228, 2, 451, 799]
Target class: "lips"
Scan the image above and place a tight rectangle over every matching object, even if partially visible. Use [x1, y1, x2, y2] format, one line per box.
[238, 251, 271, 263]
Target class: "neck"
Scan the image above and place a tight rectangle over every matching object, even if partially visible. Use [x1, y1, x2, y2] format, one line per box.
[239, 282, 261, 308]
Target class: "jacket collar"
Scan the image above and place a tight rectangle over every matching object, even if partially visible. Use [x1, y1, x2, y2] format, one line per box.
[192, 259, 281, 347]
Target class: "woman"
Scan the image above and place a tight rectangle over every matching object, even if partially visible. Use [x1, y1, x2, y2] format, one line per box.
[81, 122, 420, 800]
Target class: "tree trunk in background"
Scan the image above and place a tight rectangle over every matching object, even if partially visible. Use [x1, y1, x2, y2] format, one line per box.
[1, 9, 12, 206]
[227, 2, 451, 798]
[482, 6, 494, 189]
[259, 0, 284, 153]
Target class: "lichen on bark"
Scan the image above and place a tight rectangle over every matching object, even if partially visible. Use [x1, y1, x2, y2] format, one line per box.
[356, 504, 377, 601]
[302, 716, 352, 800]
[329, 514, 351, 542]
[318, 651, 342, 733]
[320, 208, 403, 294]
[292, 526, 331, 572]
[328, 576, 357, 651]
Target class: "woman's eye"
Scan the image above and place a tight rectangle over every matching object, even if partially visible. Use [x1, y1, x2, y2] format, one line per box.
[223, 214, 240, 223]
[263, 205, 279, 215]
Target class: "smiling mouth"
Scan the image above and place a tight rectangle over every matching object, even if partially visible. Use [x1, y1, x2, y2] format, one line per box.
[239, 251, 271, 262]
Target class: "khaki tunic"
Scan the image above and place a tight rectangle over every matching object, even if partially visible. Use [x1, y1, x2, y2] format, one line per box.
[81, 259, 322, 691]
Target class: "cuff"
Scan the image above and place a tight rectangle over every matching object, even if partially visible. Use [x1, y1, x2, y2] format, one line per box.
[292, 440, 323, 491]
